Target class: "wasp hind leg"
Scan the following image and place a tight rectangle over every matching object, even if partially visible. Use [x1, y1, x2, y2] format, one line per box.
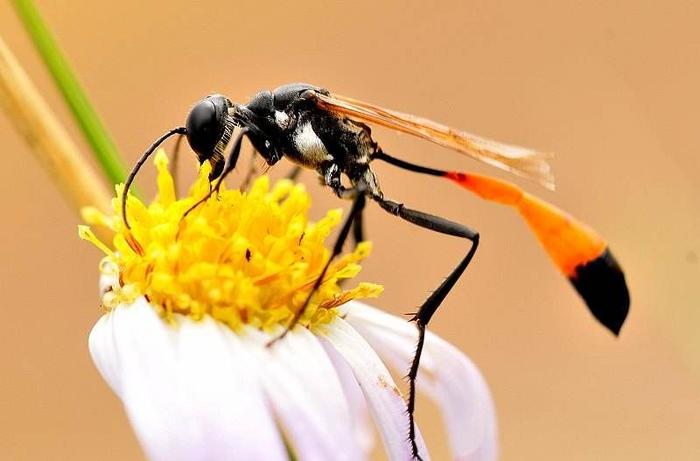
[373, 196, 480, 461]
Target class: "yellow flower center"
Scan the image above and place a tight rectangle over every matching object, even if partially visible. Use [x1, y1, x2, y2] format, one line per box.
[79, 150, 382, 331]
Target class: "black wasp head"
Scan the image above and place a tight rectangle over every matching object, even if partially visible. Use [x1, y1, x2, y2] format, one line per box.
[185, 94, 234, 180]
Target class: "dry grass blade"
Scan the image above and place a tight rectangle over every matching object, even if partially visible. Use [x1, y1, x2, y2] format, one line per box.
[0, 35, 111, 214]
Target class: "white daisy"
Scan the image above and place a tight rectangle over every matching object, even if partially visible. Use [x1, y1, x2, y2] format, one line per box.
[81, 150, 497, 460]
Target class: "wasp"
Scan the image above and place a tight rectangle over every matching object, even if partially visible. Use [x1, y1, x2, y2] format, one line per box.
[122, 83, 630, 459]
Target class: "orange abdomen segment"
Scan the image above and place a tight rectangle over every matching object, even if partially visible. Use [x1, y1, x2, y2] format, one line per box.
[515, 192, 606, 277]
[446, 171, 629, 334]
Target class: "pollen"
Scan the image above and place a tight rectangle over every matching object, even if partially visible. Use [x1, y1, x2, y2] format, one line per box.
[80, 150, 383, 331]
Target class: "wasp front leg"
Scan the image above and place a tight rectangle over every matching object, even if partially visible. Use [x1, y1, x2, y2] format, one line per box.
[318, 162, 351, 199]
[180, 128, 249, 221]
[268, 189, 367, 346]
[321, 162, 367, 246]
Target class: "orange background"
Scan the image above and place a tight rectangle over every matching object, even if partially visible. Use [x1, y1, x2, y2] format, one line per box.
[1, 1, 699, 459]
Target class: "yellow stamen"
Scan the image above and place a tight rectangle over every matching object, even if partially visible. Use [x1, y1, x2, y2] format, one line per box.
[78, 225, 114, 257]
[80, 150, 383, 331]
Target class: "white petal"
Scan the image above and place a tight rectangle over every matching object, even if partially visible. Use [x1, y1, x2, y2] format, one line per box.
[343, 302, 498, 461]
[316, 318, 431, 461]
[89, 313, 123, 397]
[89, 300, 288, 461]
[243, 326, 364, 461]
[323, 339, 375, 453]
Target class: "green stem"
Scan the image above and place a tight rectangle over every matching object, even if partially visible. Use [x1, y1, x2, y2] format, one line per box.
[13, 0, 129, 185]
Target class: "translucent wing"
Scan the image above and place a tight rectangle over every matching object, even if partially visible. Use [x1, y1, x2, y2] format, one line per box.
[315, 92, 555, 189]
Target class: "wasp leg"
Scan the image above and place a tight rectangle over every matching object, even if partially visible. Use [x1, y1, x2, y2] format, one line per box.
[180, 128, 249, 221]
[327, 204, 365, 290]
[268, 190, 367, 346]
[239, 146, 267, 192]
[373, 196, 479, 461]
[286, 165, 303, 181]
[330, 205, 366, 289]
[352, 208, 365, 247]
[322, 161, 365, 246]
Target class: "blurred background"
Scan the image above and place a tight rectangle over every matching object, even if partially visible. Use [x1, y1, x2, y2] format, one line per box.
[1, 1, 699, 459]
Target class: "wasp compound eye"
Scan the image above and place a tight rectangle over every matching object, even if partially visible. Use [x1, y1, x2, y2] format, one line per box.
[186, 98, 226, 160]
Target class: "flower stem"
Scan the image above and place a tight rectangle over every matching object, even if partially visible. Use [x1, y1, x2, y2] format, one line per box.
[12, 0, 129, 186]
[0, 34, 112, 214]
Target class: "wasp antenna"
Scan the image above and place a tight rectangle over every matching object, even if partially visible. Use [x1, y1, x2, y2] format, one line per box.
[122, 127, 187, 229]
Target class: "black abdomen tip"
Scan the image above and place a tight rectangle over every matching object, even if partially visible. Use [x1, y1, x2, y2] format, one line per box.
[570, 248, 630, 335]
